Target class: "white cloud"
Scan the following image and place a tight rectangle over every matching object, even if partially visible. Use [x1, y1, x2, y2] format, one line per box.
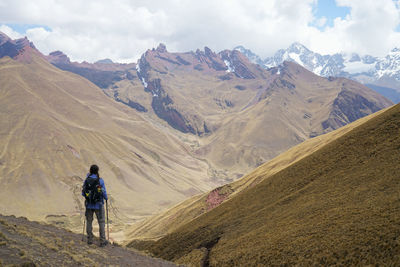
[315, 17, 327, 28]
[0, 24, 22, 39]
[0, 0, 399, 62]
[305, 0, 400, 56]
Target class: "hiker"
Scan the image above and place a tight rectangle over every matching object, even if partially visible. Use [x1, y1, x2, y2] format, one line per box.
[82, 164, 108, 246]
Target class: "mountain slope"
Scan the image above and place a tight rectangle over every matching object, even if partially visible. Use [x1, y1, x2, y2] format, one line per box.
[124, 107, 385, 241]
[131, 103, 400, 266]
[197, 61, 391, 178]
[57, 42, 391, 182]
[0, 41, 218, 239]
[0, 214, 176, 266]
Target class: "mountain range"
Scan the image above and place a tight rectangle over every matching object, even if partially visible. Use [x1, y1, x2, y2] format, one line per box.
[235, 43, 400, 103]
[0, 31, 393, 245]
[45, 41, 392, 183]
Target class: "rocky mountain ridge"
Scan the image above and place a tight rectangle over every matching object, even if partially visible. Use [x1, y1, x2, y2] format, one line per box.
[39, 36, 392, 181]
[235, 43, 400, 102]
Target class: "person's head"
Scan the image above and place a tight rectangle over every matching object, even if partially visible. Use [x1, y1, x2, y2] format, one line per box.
[89, 164, 99, 176]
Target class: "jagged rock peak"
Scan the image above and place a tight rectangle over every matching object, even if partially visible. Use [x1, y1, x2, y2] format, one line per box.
[156, 43, 167, 53]
[16, 36, 34, 49]
[47, 50, 71, 64]
[95, 58, 113, 64]
[49, 50, 66, 57]
[0, 33, 37, 61]
[204, 46, 215, 57]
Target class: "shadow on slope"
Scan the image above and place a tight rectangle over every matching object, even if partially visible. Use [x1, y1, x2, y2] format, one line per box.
[131, 103, 400, 266]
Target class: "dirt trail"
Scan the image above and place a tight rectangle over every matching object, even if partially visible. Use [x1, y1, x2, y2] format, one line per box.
[0, 214, 178, 266]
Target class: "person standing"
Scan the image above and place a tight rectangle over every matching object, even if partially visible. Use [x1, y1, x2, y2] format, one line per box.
[82, 164, 108, 246]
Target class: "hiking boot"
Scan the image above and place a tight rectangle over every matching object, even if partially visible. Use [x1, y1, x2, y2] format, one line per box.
[87, 240, 93, 245]
[100, 240, 108, 247]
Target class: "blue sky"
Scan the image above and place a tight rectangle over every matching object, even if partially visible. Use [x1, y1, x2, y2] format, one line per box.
[313, 0, 351, 29]
[6, 24, 51, 34]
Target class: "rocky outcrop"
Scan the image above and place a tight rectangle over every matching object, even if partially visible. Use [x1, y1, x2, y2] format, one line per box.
[47, 51, 71, 64]
[156, 43, 167, 53]
[95, 58, 113, 64]
[194, 47, 227, 71]
[220, 50, 256, 79]
[46, 50, 136, 89]
[322, 89, 382, 131]
[50, 63, 127, 88]
[176, 55, 191, 66]
[114, 91, 147, 112]
[205, 185, 233, 211]
[136, 49, 212, 135]
[146, 78, 208, 134]
[0, 34, 36, 61]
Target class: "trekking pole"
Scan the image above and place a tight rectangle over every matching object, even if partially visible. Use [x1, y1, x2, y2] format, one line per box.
[82, 215, 86, 242]
[106, 199, 110, 242]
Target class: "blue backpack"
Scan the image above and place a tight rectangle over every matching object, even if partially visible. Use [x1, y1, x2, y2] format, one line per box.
[82, 176, 102, 204]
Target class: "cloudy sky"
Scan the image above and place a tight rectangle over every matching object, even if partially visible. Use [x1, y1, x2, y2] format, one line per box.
[0, 0, 399, 63]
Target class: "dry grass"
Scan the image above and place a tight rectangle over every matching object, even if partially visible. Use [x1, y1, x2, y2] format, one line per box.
[126, 108, 385, 242]
[136, 103, 400, 266]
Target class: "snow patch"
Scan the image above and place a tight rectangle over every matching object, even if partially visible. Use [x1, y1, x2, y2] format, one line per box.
[289, 53, 303, 66]
[141, 77, 148, 88]
[136, 63, 140, 73]
[224, 60, 235, 72]
[314, 66, 323, 76]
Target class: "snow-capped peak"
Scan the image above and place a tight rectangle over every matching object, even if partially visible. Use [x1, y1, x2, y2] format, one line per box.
[390, 47, 400, 53]
[233, 45, 264, 66]
[287, 42, 309, 54]
[237, 43, 400, 89]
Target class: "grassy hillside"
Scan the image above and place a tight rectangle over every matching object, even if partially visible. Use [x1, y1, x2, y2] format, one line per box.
[132, 103, 400, 266]
[125, 108, 385, 241]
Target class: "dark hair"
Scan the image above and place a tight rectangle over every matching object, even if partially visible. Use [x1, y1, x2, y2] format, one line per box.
[89, 164, 99, 177]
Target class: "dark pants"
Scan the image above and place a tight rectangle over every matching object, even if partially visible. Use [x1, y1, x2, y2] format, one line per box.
[85, 205, 106, 243]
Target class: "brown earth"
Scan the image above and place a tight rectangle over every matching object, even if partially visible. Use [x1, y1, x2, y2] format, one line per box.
[0, 214, 177, 266]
